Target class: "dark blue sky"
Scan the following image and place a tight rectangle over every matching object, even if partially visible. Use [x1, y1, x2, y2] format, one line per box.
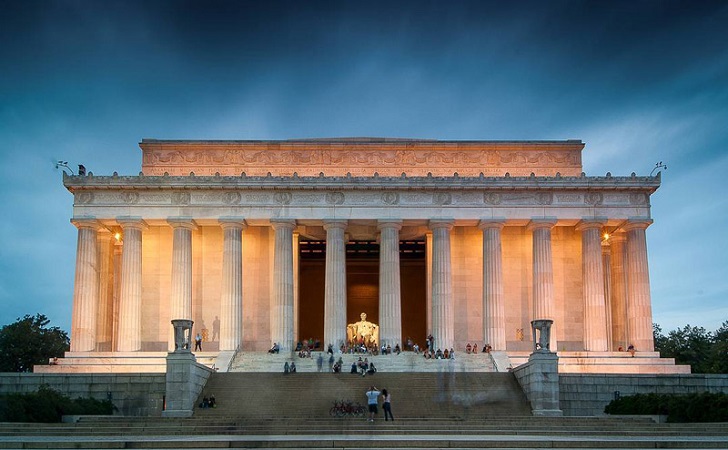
[1, 0, 726, 333]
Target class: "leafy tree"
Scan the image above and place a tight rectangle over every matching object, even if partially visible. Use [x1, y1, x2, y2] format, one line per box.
[709, 321, 728, 374]
[654, 321, 728, 374]
[0, 314, 69, 372]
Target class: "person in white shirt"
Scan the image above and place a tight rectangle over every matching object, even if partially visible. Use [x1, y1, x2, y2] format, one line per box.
[365, 386, 381, 422]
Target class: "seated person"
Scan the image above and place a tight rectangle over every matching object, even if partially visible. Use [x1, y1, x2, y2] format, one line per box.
[466, 343, 472, 354]
[284, 361, 290, 373]
[449, 348, 455, 359]
[268, 342, 280, 354]
[367, 362, 377, 375]
[350, 362, 358, 374]
[394, 344, 401, 355]
[295, 341, 303, 351]
[290, 362, 297, 373]
[443, 349, 450, 359]
[413, 343, 420, 354]
[209, 394, 216, 408]
[435, 348, 443, 359]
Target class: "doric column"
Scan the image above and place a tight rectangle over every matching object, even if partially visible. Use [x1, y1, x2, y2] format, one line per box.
[111, 239, 122, 351]
[624, 219, 655, 352]
[168, 219, 197, 351]
[528, 218, 557, 351]
[609, 233, 628, 350]
[96, 230, 114, 351]
[70, 218, 100, 352]
[602, 240, 613, 349]
[479, 219, 506, 351]
[429, 220, 454, 351]
[323, 220, 348, 349]
[271, 219, 296, 352]
[425, 232, 433, 335]
[293, 232, 300, 344]
[219, 219, 246, 351]
[378, 220, 402, 348]
[117, 218, 147, 352]
[576, 219, 608, 351]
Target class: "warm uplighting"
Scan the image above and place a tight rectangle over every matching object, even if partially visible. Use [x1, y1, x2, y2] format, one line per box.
[114, 232, 122, 242]
[603, 232, 610, 241]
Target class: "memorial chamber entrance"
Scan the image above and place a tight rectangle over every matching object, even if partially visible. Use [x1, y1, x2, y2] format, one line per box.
[297, 239, 426, 349]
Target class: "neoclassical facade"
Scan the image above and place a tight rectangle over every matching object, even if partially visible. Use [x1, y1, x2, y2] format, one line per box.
[64, 138, 659, 357]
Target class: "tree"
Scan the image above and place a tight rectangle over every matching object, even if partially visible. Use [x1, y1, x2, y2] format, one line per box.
[709, 321, 728, 374]
[0, 314, 69, 372]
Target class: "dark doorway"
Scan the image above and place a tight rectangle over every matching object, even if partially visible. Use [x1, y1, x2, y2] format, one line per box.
[297, 239, 426, 348]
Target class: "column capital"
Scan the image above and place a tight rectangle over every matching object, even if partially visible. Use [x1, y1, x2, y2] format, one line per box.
[71, 217, 101, 230]
[167, 218, 198, 231]
[219, 218, 248, 230]
[623, 218, 653, 232]
[322, 219, 347, 231]
[527, 218, 558, 231]
[575, 218, 607, 232]
[116, 217, 148, 231]
[377, 220, 402, 231]
[478, 219, 506, 230]
[271, 219, 297, 231]
[97, 228, 114, 242]
[428, 219, 454, 231]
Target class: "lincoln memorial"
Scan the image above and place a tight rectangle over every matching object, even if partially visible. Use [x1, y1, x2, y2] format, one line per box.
[52, 138, 679, 374]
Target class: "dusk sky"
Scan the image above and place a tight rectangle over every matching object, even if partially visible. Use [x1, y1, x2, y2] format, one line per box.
[1, 1, 726, 336]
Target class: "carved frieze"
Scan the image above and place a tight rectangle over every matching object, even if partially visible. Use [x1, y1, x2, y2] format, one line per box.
[140, 140, 584, 177]
[76, 192, 94, 204]
[381, 192, 399, 205]
[585, 193, 604, 206]
[433, 192, 452, 205]
[171, 192, 191, 205]
[274, 192, 292, 205]
[325, 192, 345, 205]
[535, 193, 553, 205]
[222, 191, 241, 205]
[483, 192, 502, 205]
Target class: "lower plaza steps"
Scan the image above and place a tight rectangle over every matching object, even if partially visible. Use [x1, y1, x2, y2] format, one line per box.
[2, 414, 728, 448]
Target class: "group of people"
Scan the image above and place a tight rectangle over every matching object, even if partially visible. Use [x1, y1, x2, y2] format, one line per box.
[365, 386, 393, 422]
[283, 361, 297, 373]
[350, 357, 377, 376]
[422, 347, 455, 360]
[465, 343, 492, 353]
[198, 394, 216, 408]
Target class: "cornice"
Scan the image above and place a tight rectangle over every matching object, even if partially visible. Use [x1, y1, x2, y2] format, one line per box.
[64, 173, 661, 193]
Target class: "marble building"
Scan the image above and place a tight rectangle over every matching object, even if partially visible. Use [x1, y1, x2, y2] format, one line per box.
[61, 138, 662, 364]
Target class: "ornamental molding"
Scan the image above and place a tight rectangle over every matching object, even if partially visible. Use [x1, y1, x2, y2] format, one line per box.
[72, 188, 650, 209]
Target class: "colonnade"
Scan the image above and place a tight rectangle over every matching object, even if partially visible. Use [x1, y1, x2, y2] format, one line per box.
[69, 217, 655, 353]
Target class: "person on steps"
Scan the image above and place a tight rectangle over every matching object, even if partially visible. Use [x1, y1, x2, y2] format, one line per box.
[382, 388, 394, 421]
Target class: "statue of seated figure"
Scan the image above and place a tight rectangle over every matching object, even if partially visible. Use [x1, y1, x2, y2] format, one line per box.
[347, 312, 379, 346]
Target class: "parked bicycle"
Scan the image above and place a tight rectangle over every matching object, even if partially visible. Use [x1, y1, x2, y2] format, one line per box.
[329, 400, 366, 417]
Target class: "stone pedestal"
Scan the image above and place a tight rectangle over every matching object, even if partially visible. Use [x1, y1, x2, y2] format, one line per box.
[524, 351, 562, 416]
[163, 319, 213, 417]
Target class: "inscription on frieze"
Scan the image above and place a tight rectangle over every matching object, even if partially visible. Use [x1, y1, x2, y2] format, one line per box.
[629, 193, 648, 205]
[556, 194, 581, 203]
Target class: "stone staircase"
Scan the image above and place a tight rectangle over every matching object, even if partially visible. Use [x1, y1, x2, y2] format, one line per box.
[229, 350, 498, 373]
[2, 416, 728, 448]
[195, 371, 530, 420]
[33, 351, 219, 374]
[508, 351, 692, 374]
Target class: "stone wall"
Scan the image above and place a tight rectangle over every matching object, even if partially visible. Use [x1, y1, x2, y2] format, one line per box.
[560, 373, 728, 416]
[0, 373, 166, 416]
